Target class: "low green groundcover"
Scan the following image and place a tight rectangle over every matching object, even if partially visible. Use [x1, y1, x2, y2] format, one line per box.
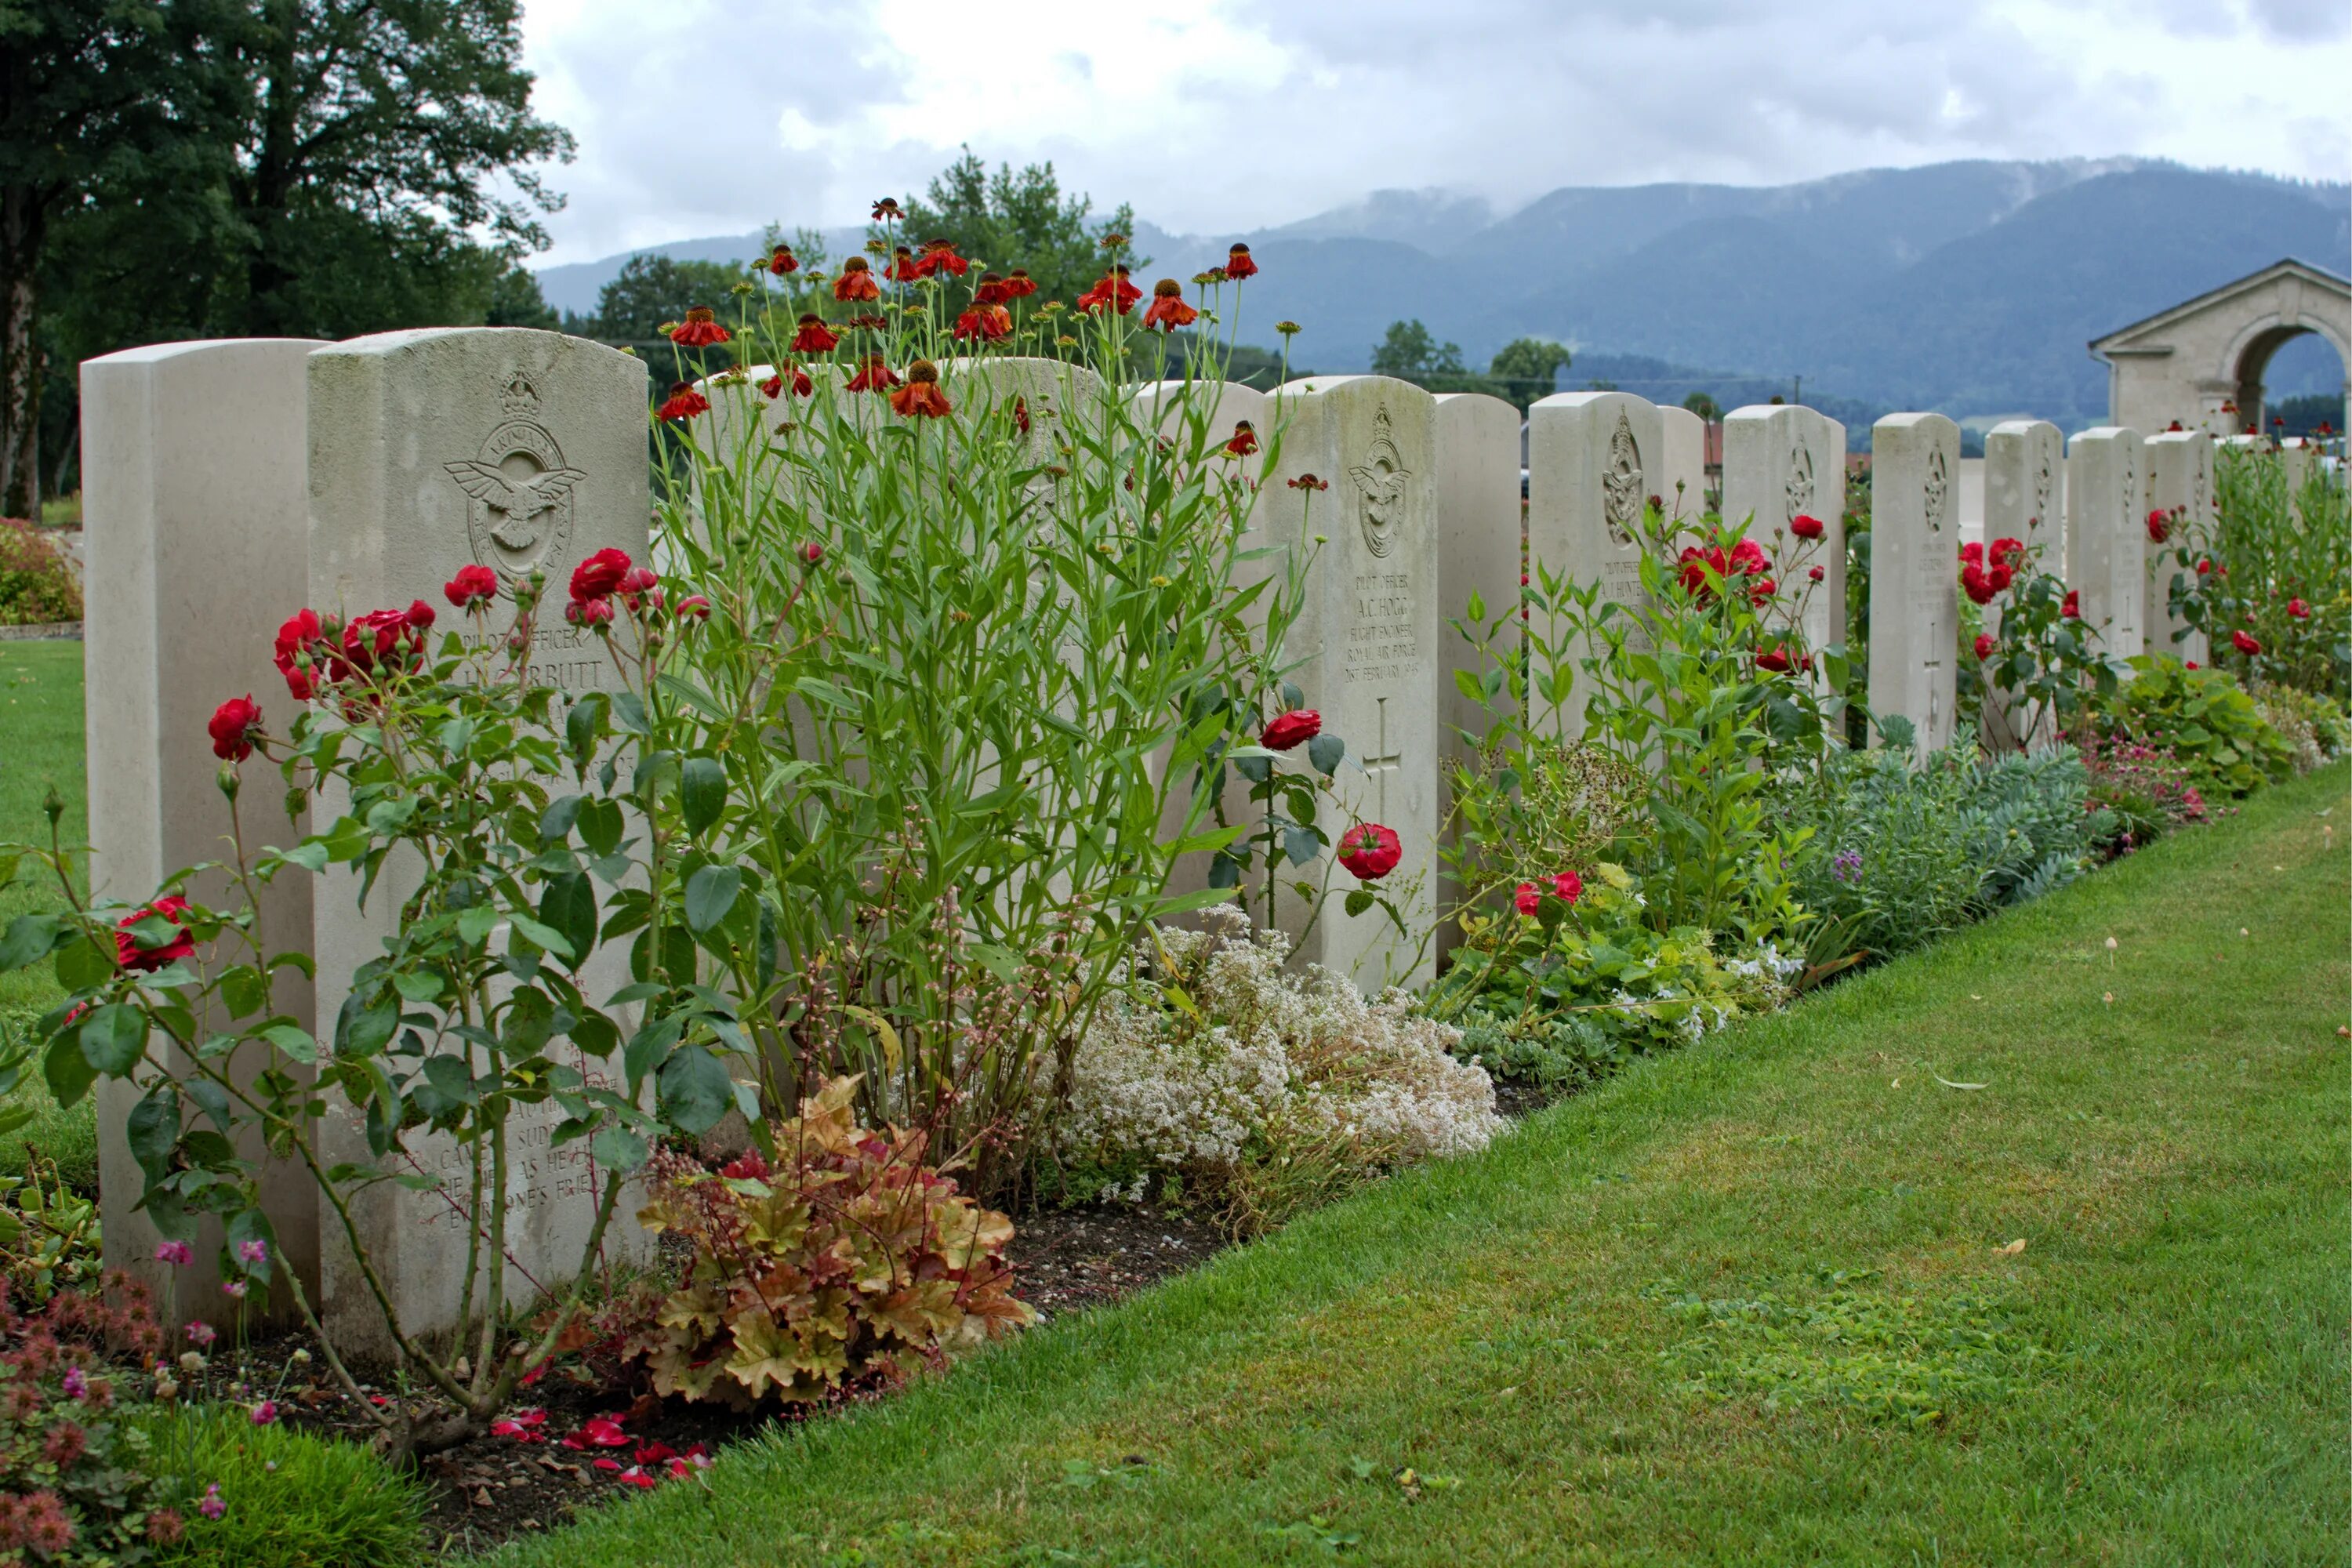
[138, 1405, 427, 1568]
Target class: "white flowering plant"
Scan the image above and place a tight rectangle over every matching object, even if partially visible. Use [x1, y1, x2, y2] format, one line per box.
[1044, 909, 1500, 1233]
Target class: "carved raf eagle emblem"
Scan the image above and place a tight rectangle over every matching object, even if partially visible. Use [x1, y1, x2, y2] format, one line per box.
[1348, 404, 1412, 559]
[442, 459, 588, 553]
[445, 368, 583, 581]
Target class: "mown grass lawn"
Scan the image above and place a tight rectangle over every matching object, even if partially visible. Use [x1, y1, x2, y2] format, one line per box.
[494, 764, 2350, 1567]
[0, 637, 95, 1185]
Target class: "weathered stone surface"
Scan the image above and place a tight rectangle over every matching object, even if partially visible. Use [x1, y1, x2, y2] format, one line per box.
[2065, 426, 2147, 666]
[2143, 429, 2213, 664]
[1978, 419, 2067, 750]
[81, 339, 325, 1327]
[1657, 405, 1708, 526]
[1722, 403, 1848, 658]
[1526, 391, 1665, 735]
[1431, 391, 1520, 963]
[1867, 412, 1962, 756]
[1264, 375, 1439, 990]
[307, 328, 652, 1359]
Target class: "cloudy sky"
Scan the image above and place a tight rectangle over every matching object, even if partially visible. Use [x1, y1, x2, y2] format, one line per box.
[518, 0, 2352, 266]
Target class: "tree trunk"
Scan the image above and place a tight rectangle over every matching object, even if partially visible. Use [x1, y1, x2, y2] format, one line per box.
[0, 183, 44, 520]
[239, 0, 304, 336]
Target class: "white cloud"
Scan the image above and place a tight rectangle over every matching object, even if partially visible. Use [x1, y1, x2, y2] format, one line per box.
[518, 0, 2352, 264]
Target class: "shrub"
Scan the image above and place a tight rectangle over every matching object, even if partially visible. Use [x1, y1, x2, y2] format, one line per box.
[136, 1404, 427, 1568]
[0, 1151, 99, 1303]
[621, 1076, 1034, 1408]
[2097, 657, 2294, 797]
[0, 521, 80, 627]
[0, 1273, 182, 1563]
[1052, 909, 1501, 1232]
[1432, 863, 1795, 1073]
[2158, 447, 2348, 699]
[1778, 747, 2110, 971]
[2078, 734, 2207, 851]
[2250, 683, 2351, 773]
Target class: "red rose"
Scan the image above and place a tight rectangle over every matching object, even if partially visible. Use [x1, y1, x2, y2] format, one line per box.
[445, 564, 498, 610]
[1962, 564, 1994, 605]
[1552, 869, 1582, 905]
[1807, 565, 1824, 583]
[2232, 629, 2261, 655]
[1789, 514, 1825, 540]
[1959, 541, 1983, 567]
[1755, 645, 1791, 673]
[571, 548, 632, 604]
[404, 598, 436, 630]
[1337, 823, 1401, 881]
[1987, 564, 2013, 593]
[2145, 508, 2170, 544]
[341, 608, 419, 673]
[674, 595, 712, 620]
[798, 542, 824, 567]
[2195, 557, 2213, 576]
[1989, 537, 2026, 570]
[1513, 881, 1540, 916]
[2287, 597, 2310, 619]
[1261, 710, 1321, 751]
[2062, 590, 2080, 620]
[273, 609, 322, 700]
[116, 896, 194, 973]
[1973, 632, 1996, 661]
[208, 695, 263, 761]
[567, 597, 616, 629]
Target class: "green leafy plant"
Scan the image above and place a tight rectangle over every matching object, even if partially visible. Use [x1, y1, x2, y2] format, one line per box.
[0, 519, 82, 627]
[0, 1149, 99, 1302]
[0, 572, 761, 1464]
[2158, 447, 2348, 700]
[2251, 682, 2352, 772]
[1965, 533, 2116, 746]
[2096, 656, 2294, 797]
[621, 1075, 1033, 1409]
[2078, 733, 2207, 851]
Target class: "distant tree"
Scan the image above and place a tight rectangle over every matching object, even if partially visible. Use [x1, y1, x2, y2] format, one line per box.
[895, 150, 1137, 309]
[2270, 392, 2343, 437]
[487, 266, 559, 330]
[1583, 378, 1620, 392]
[1681, 390, 1722, 423]
[589, 254, 743, 343]
[1372, 319, 1465, 383]
[1488, 337, 1571, 408]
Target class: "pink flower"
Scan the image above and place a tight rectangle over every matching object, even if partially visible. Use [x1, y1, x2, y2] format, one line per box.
[199, 1485, 226, 1521]
[561, 1414, 631, 1450]
[154, 1240, 194, 1267]
[222, 1280, 248, 1299]
[186, 1322, 217, 1347]
[251, 1400, 278, 1425]
[60, 1367, 87, 1400]
[236, 1239, 268, 1268]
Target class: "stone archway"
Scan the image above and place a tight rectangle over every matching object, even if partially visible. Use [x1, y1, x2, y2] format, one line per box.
[2090, 258, 2350, 436]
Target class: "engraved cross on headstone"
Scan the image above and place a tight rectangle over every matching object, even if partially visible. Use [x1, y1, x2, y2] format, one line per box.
[1363, 695, 1402, 818]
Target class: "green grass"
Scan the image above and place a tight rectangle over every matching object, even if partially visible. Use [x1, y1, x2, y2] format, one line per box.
[139, 1403, 430, 1567]
[0, 638, 92, 1185]
[490, 764, 2351, 1567]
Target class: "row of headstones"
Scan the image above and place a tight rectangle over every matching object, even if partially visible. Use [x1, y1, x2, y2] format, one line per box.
[73, 326, 2226, 1348]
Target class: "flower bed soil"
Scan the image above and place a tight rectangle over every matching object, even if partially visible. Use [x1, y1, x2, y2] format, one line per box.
[176, 1200, 1232, 1552]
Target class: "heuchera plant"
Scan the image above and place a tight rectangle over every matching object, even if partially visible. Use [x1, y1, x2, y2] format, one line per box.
[622, 1076, 1032, 1408]
[0, 561, 761, 1463]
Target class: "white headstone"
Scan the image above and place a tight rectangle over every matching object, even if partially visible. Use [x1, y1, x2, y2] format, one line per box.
[1722, 403, 1848, 658]
[81, 339, 326, 1328]
[1128, 376, 1271, 911]
[1658, 405, 1707, 527]
[2279, 437, 2318, 515]
[1430, 391, 1521, 963]
[1527, 391, 1665, 735]
[2065, 427, 2147, 665]
[2143, 430, 2212, 665]
[1976, 419, 2067, 750]
[1264, 375, 1439, 990]
[307, 328, 652, 1359]
[1867, 412, 1962, 757]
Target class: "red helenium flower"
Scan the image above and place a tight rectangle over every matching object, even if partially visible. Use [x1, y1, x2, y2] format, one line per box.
[760, 366, 814, 399]
[953, 304, 1012, 342]
[884, 246, 920, 282]
[655, 383, 710, 422]
[913, 238, 969, 278]
[888, 360, 953, 419]
[1000, 268, 1037, 299]
[445, 562, 498, 610]
[668, 306, 730, 348]
[1142, 278, 1198, 332]
[767, 246, 798, 276]
[844, 356, 901, 394]
[1223, 242, 1258, 280]
[790, 314, 841, 354]
[974, 272, 1011, 306]
[833, 256, 880, 302]
[1076, 267, 1142, 315]
[1338, 823, 1402, 881]
[1225, 421, 1258, 456]
[1260, 709, 1320, 750]
[116, 896, 194, 973]
[208, 695, 263, 761]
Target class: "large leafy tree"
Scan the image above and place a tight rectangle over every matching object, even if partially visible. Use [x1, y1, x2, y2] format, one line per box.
[893, 150, 1138, 310]
[0, 0, 183, 516]
[1489, 337, 1572, 409]
[24, 0, 572, 506]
